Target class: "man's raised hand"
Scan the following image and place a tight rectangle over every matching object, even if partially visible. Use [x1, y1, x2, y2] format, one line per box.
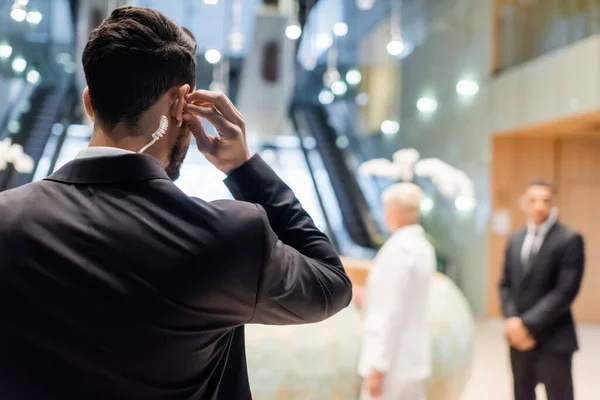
[182, 90, 250, 175]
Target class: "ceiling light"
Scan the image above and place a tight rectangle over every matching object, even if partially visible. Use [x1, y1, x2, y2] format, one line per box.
[19, 101, 30, 113]
[228, 31, 244, 52]
[333, 22, 348, 37]
[355, 92, 370, 106]
[64, 61, 76, 74]
[16, 0, 29, 5]
[357, 0, 375, 10]
[381, 120, 400, 135]
[323, 68, 340, 88]
[52, 123, 65, 135]
[417, 97, 438, 113]
[204, 49, 221, 64]
[315, 33, 333, 51]
[456, 79, 479, 96]
[303, 137, 317, 149]
[318, 90, 334, 105]
[0, 44, 12, 59]
[420, 197, 434, 213]
[26, 11, 42, 24]
[10, 7, 27, 22]
[455, 196, 476, 212]
[303, 57, 317, 71]
[26, 69, 40, 84]
[331, 80, 348, 96]
[203, 0, 218, 4]
[387, 39, 405, 56]
[285, 23, 302, 40]
[336, 136, 349, 149]
[56, 52, 71, 64]
[345, 69, 362, 85]
[8, 121, 20, 133]
[12, 57, 26, 73]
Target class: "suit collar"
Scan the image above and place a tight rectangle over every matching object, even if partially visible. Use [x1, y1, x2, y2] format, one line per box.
[44, 154, 171, 184]
[75, 146, 135, 159]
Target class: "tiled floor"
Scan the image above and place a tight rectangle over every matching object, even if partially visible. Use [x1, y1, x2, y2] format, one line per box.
[462, 319, 600, 400]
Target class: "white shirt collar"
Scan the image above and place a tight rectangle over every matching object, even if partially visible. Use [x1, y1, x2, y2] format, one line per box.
[75, 146, 134, 159]
[392, 224, 425, 237]
[527, 207, 558, 236]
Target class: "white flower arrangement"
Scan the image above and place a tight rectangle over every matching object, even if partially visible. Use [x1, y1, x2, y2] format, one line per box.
[359, 148, 476, 210]
[0, 137, 35, 174]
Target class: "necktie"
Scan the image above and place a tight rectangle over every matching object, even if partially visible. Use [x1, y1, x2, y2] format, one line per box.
[524, 229, 539, 271]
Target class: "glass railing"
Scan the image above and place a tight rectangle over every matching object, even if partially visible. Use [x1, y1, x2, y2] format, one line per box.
[495, 0, 600, 72]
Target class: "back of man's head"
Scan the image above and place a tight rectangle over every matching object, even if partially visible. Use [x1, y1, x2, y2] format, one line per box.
[82, 6, 197, 131]
[382, 182, 424, 224]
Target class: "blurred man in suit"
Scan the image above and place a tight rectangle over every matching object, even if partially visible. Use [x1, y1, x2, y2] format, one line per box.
[357, 183, 436, 400]
[500, 180, 585, 400]
[0, 6, 351, 399]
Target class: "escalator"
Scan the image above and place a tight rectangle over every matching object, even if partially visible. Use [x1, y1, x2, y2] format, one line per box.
[290, 103, 380, 250]
[0, 81, 73, 191]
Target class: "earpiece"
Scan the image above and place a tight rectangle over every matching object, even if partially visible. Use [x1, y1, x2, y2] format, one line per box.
[138, 115, 169, 154]
[151, 116, 169, 141]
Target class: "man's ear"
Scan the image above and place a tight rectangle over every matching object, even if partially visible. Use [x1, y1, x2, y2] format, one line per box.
[82, 87, 94, 123]
[171, 84, 191, 127]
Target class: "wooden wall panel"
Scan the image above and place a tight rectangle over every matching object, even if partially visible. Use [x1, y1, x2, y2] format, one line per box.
[488, 136, 557, 317]
[558, 138, 600, 322]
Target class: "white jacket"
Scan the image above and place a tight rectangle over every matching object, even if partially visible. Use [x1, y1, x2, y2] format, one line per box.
[358, 224, 436, 382]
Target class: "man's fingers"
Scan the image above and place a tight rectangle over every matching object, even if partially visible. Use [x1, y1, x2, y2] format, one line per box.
[185, 90, 244, 128]
[184, 103, 242, 139]
[182, 112, 214, 154]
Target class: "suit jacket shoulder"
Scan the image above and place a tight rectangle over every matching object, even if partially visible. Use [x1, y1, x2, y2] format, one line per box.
[554, 222, 579, 239]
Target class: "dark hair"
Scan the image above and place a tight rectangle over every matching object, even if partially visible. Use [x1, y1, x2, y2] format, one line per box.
[82, 6, 197, 131]
[181, 27, 197, 46]
[527, 179, 556, 194]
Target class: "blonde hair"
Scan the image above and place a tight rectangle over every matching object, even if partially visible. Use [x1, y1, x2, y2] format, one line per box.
[382, 182, 424, 223]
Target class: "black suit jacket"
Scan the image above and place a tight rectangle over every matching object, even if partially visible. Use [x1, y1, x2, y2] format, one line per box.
[0, 154, 352, 399]
[499, 222, 585, 354]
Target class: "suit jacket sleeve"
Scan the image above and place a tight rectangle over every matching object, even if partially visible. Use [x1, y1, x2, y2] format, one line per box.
[224, 155, 352, 324]
[499, 237, 518, 318]
[362, 244, 412, 372]
[521, 233, 585, 335]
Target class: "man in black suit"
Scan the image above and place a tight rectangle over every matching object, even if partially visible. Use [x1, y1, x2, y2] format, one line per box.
[500, 180, 585, 400]
[0, 6, 352, 399]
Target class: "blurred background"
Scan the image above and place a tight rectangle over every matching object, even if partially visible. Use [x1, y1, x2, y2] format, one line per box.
[1, 0, 599, 398]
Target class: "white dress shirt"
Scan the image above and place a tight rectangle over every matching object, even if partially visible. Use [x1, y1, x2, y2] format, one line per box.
[358, 224, 436, 389]
[75, 146, 134, 159]
[520, 208, 558, 266]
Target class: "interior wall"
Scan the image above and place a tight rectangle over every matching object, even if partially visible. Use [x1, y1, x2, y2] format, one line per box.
[491, 34, 600, 134]
[557, 137, 600, 322]
[393, 0, 600, 317]
[392, 0, 493, 316]
[489, 133, 600, 323]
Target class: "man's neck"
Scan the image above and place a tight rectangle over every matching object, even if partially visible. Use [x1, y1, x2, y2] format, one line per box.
[88, 132, 141, 153]
[88, 124, 169, 167]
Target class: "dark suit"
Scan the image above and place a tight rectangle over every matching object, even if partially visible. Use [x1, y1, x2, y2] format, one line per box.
[0, 154, 352, 399]
[500, 222, 585, 400]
